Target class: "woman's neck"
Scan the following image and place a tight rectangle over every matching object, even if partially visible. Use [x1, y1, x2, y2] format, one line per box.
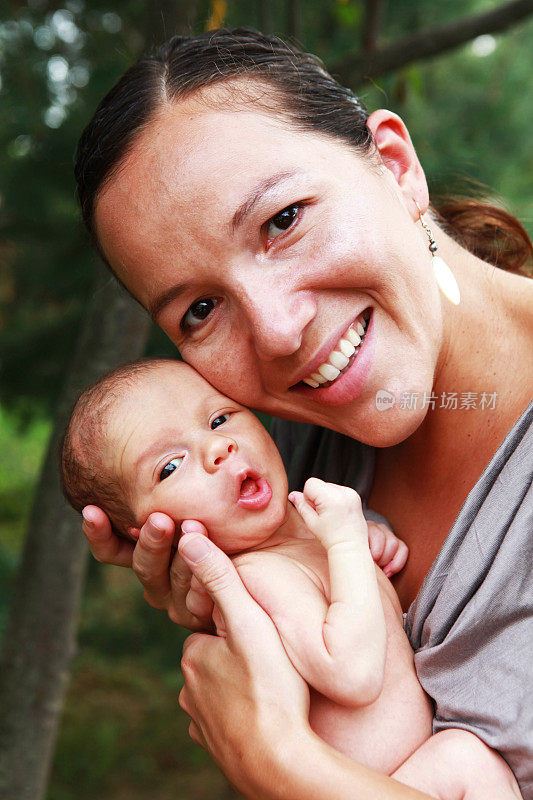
[391, 234, 533, 481]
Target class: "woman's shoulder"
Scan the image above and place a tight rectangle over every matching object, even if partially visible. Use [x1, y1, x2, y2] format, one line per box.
[406, 396, 533, 644]
[404, 398, 533, 797]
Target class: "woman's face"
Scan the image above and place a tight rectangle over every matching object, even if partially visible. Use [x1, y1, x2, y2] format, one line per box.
[95, 88, 443, 445]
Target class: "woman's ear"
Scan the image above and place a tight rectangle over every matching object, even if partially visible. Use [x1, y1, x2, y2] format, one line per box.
[366, 109, 429, 220]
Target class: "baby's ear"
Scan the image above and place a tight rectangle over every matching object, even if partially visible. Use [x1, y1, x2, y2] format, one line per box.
[127, 526, 141, 542]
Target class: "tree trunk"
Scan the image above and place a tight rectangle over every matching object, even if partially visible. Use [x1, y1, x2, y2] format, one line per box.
[0, 266, 151, 800]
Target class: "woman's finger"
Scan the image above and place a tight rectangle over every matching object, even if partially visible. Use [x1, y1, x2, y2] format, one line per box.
[169, 552, 215, 630]
[82, 505, 134, 567]
[132, 513, 175, 608]
[178, 534, 265, 639]
[188, 721, 206, 748]
[185, 583, 215, 621]
[178, 685, 191, 715]
[178, 686, 207, 747]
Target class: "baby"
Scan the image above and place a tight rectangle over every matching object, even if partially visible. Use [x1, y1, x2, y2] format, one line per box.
[60, 358, 521, 800]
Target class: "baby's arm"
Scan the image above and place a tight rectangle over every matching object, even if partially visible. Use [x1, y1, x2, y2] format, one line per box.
[289, 479, 387, 704]
[234, 479, 387, 708]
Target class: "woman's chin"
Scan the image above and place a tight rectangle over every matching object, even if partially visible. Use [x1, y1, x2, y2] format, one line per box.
[327, 400, 429, 447]
[368, 407, 429, 447]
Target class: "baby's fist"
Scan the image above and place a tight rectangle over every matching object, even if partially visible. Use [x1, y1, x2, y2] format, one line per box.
[289, 478, 367, 549]
[366, 521, 408, 578]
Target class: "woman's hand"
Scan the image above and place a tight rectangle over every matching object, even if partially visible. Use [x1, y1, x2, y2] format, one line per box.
[176, 531, 436, 800]
[177, 531, 312, 794]
[81, 506, 214, 631]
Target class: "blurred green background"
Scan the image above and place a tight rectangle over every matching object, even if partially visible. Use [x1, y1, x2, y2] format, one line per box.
[1, 1, 532, 798]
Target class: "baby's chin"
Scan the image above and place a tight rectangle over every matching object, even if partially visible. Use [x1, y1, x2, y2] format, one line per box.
[205, 506, 287, 554]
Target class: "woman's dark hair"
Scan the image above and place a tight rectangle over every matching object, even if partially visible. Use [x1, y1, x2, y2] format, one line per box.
[75, 27, 532, 276]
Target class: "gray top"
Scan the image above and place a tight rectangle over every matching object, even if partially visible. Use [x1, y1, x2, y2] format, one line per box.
[270, 401, 533, 798]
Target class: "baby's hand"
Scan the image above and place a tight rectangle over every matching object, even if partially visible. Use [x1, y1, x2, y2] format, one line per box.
[289, 478, 368, 549]
[366, 521, 408, 578]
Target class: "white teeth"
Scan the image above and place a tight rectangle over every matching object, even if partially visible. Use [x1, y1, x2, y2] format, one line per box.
[328, 350, 349, 370]
[338, 338, 355, 358]
[346, 327, 361, 347]
[318, 363, 341, 381]
[301, 310, 370, 388]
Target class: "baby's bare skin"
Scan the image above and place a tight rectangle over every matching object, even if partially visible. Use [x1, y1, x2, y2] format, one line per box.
[233, 535, 433, 774]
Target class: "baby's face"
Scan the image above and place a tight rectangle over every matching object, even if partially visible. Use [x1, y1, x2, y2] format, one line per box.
[108, 363, 289, 552]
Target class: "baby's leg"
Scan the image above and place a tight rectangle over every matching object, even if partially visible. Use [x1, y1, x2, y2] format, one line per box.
[392, 729, 522, 800]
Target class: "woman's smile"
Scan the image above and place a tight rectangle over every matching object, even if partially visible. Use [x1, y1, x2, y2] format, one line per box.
[293, 308, 371, 390]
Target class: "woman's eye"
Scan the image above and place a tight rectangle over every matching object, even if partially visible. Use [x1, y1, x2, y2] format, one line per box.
[181, 297, 218, 331]
[267, 204, 300, 239]
[211, 413, 230, 430]
[159, 457, 183, 481]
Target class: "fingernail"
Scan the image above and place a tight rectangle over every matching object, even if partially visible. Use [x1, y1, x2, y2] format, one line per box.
[82, 510, 95, 529]
[149, 524, 165, 541]
[180, 535, 211, 563]
[181, 520, 204, 534]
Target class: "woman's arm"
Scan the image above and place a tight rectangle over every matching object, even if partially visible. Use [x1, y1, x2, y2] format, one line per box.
[177, 530, 437, 800]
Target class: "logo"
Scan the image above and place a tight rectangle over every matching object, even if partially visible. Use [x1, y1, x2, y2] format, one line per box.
[375, 389, 395, 411]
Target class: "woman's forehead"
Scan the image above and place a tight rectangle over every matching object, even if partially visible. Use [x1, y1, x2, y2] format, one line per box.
[96, 95, 353, 231]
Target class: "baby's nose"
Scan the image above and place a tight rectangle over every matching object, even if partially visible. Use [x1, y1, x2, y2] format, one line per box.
[205, 437, 237, 472]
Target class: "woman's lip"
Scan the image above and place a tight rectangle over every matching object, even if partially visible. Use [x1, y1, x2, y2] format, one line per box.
[291, 308, 374, 405]
[237, 476, 273, 510]
[289, 309, 369, 388]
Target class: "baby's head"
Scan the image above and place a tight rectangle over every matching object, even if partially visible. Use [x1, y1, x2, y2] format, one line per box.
[60, 359, 289, 553]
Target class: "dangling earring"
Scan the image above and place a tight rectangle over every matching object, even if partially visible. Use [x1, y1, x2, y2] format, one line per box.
[414, 200, 460, 306]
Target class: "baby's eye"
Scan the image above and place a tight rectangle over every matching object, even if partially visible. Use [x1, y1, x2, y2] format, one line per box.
[267, 204, 300, 240]
[181, 297, 218, 332]
[211, 413, 230, 430]
[159, 457, 183, 481]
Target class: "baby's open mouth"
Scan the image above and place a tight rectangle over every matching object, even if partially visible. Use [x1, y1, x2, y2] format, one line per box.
[237, 473, 273, 510]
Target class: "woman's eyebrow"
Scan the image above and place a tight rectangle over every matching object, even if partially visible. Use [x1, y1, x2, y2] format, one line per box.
[230, 170, 303, 233]
[149, 282, 188, 321]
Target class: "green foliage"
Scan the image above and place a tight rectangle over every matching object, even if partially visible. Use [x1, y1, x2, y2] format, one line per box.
[48, 653, 229, 800]
[0, 406, 50, 635]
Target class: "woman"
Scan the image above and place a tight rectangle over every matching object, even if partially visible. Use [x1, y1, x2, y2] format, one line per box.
[75, 29, 533, 799]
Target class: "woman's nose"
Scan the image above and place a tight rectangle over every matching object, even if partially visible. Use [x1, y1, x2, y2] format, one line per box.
[240, 285, 316, 362]
[203, 436, 238, 473]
